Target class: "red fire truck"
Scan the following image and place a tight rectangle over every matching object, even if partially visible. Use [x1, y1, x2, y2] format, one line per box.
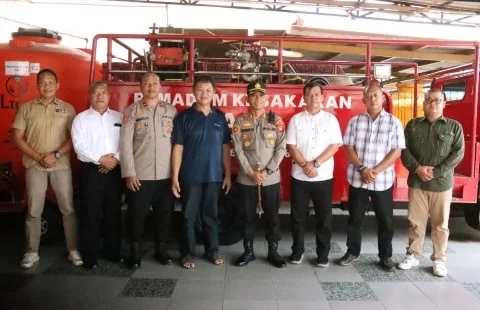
[1, 27, 479, 244]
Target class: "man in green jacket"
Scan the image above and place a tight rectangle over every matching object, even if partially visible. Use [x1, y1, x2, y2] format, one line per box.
[398, 88, 464, 277]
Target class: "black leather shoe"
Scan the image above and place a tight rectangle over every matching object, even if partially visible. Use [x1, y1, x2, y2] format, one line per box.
[127, 243, 142, 270]
[83, 262, 98, 270]
[267, 241, 286, 268]
[155, 250, 173, 265]
[235, 251, 256, 267]
[380, 257, 396, 272]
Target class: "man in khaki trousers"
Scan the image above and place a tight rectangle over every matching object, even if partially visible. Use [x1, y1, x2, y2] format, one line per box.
[399, 88, 464, 277]
[12, 68, 83, 268]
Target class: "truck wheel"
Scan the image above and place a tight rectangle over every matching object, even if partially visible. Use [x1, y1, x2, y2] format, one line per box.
[40, 202, 63, 242]
[464, 204, 480, 230]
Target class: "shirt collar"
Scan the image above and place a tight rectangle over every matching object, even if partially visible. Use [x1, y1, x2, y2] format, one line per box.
[302, 109, 324, 118]
[35, 97, 60, 105]
[420, 115, 446, 123]
[192, 102, 215, 115]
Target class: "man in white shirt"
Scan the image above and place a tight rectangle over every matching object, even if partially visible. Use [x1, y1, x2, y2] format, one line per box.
[72, 81, 123, 270]
[286, 79, 343, 267]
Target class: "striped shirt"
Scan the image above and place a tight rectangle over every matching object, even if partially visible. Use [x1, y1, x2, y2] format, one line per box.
[343, 109, 405, 191]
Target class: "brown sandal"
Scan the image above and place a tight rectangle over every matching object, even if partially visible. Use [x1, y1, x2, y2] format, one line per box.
[181, 255, 195, 269]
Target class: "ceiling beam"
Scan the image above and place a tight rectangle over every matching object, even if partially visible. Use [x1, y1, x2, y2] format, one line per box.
[262, 41, 474, 62]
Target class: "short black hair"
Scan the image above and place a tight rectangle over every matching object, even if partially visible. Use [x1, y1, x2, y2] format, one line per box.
[193, 75, 216, 89]
[37, 68, 58, 84]
[303, 78, 324, 96]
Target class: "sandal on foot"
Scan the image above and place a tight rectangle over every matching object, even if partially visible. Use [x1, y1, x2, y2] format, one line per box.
[181, 255, 195, 269]
[205, 252, 224, 266]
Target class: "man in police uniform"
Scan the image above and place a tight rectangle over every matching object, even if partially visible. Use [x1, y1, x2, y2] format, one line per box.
[232, 80, 287, 268]
[120, 72, 177, 269]
[12, 68, 83, 268]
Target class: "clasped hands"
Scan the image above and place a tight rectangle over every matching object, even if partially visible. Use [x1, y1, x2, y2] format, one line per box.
[302, 161, 318, 178]
[248, 169, 268, 185]
[361, 167, 377, 184]
[415, 165, 435, 182]
[98, 153, 119, 174]
[37, 153, 56, 168]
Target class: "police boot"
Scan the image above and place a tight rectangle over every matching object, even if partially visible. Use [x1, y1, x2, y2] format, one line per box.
[154, 243, 173, 265]
[126, 243, 141, 270]
[235, 240, 256, 267]
[267, 241, 286, 268]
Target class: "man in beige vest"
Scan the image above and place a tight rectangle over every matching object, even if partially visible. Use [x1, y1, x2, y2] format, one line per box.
[12, 68, 82, 268]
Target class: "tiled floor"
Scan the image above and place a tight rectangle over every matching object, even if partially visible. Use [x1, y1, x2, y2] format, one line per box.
[1, 212, 480, 309]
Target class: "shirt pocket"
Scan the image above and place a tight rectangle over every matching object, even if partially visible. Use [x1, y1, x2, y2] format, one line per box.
[162, 118, 173, 138]
[134, 118, 150, 140]
[438, 132, 454, 157]
[263, 125, 277, 148]
[52, 112, 69, 132]
[241, 132, 254, 150]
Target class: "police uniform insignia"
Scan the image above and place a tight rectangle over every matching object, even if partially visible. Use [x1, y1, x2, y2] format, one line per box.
[233, 125, 240, 133]
[248, 114, 253, 119]
[267, 133, 274, 138]
[136, 123, 142, 130]
[244, 141, 251, 147]
[269, 139, 275, 145]
[136, 110, 144, 116]
[242, 121, 253, 127]
[254, 83, 261, 89]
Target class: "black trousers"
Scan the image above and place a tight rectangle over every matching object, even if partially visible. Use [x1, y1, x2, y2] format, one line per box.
[290, 178, 333, 259]
[127, 179, 174, 247]
[346, 185, 394, 258]
[79, 163, 122, 265]
[238, 182, 281, 242]
[180, 182, 221, 257]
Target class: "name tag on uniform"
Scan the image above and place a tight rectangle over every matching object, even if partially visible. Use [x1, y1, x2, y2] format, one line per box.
[114, 123, 122, 127]
[55, 108, 67, 113]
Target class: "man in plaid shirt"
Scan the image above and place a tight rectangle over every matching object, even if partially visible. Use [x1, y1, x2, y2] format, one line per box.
[338, 83, 405, 271]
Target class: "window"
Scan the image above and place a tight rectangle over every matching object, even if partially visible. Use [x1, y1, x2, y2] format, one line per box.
[443, 80, 466, 102]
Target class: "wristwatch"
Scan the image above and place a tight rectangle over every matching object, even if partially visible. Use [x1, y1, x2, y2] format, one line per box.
[313, 160, 321, 168]
[357, 164, 366, 172]
[54, 151, 62, 159]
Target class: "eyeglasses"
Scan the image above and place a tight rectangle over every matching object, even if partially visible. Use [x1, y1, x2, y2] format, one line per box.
[424, 98, 444, 105]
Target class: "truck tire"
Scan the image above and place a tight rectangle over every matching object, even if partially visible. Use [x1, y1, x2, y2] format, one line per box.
[40, 202, 63, 242]
[464, 204, 480, 230]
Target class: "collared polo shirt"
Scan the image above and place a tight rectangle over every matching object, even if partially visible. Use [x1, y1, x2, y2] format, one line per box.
[343, 109, 405, 191]
[12, 98, 76, 170]
[286, 109, 343, 181]
[172, 103, 230, 184]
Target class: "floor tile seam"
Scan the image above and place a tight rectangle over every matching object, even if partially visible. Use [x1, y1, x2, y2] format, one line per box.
[408, 281, 442, 309]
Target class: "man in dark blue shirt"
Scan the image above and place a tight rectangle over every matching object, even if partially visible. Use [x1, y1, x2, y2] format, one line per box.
[172, 75, 232, 269]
